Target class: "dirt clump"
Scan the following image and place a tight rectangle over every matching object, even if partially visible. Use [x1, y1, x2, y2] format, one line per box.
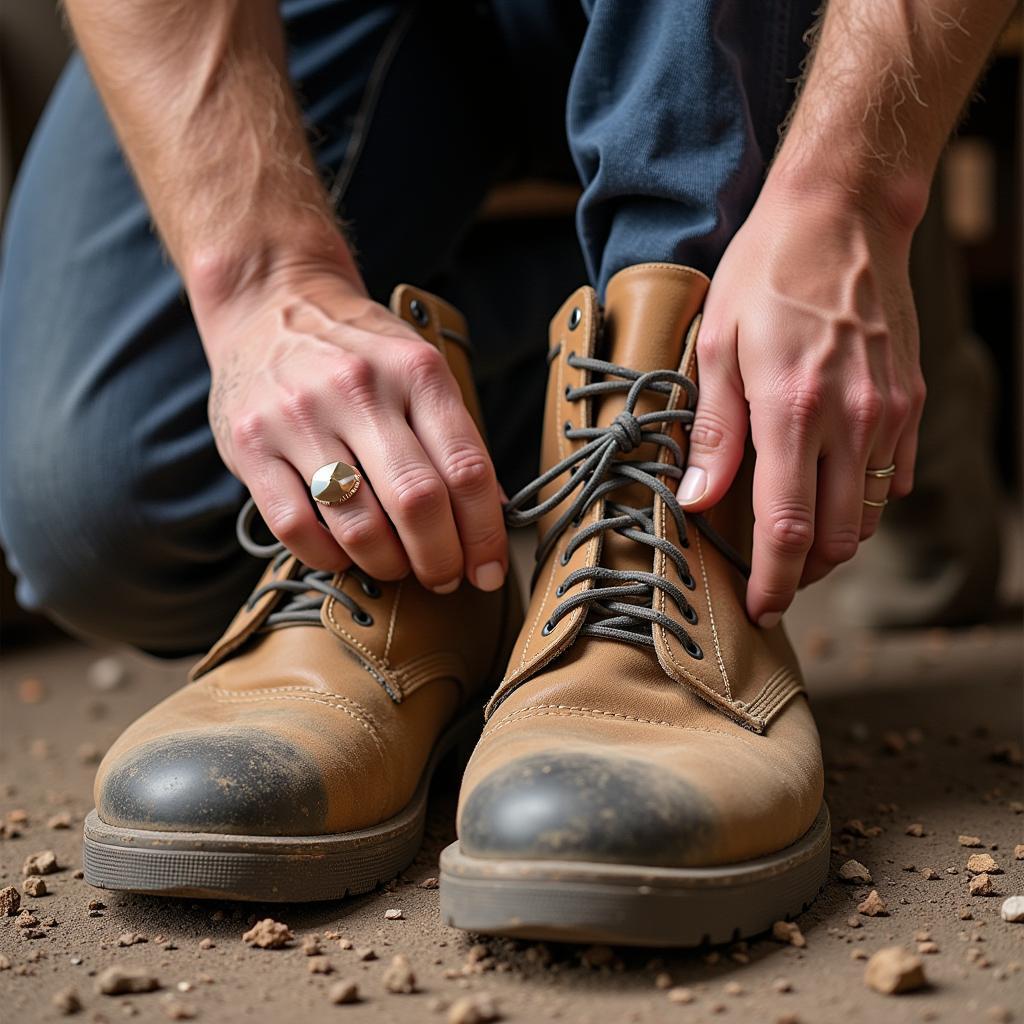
[0, 885, 21, 916]
[383, 953, 417, 993]
[448, 992, 501, 1024]
[863, 947, 926, 994]
[51, 987, 82, 1015]
[95, 966, 161, 995]
[241, 918, 293, 949]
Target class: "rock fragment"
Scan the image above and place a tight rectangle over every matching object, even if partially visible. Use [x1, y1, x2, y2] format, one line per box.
[22, 850, 58, 876]
[667, 987, 695, 1004]
[0, 886, 21, 916]
[999, 896, 1024, 923]
[382, 954, 416, 993]
[384, 908, 404, 920]
[839, 859, 872, 884]
[117, 932, 147, 946]
[308, 956, 333, 975]
[905, 823, 926, 838]
[328, 979, 359, 1004]
[87, 655, 128, 691]
[95, 966, 161, 995]
[47, 813, 73, 830]
[241, 918, 293, 949]
[52, 988, 82, 1015]
[22, 876, 47, 897]
[863, 947, 927, 994]
[858, 890, 889, 917]
[959, 835, 983, 847]
[970, 873, 996, 896]
[772, 920, 807, 947]
[448, 993, 501, 1024]
[967, 853, 1001, 875]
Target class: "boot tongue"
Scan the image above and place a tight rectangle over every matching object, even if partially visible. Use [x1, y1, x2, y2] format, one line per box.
[595, 265, 709, 509]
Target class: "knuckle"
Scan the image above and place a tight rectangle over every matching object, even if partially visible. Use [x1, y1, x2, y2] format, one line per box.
[444, 447, 493, 494]
[400, 341, 447, 380]
[467, 521, 507, 552]
[264, 503, 308, 546]
[888, 388, 912, 427]
[689, 415, 728, 454]
[230, 413, 267, 453]
[278, 388, 318, 427]
[820, 530, 860, 565]
[764, 509, 815, 555]
[329, 355, 376, 401]
[847, 387, 884, 434]
[393, 470, 447, 518]
[336, 514, 377, 550]
[786, 384, 826, 431]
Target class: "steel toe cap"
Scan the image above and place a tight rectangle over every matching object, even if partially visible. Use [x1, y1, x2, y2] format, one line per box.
[95, 729, 329, 836]
[458, 750, 716, 867]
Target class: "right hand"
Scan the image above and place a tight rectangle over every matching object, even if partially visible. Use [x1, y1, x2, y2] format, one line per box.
[196, 265, 508, 594]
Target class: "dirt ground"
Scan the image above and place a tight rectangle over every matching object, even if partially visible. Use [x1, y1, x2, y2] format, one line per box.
[2, 541, 1023, 1024]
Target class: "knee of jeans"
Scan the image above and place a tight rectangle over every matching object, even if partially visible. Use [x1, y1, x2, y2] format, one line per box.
[0, 425, 237, 656]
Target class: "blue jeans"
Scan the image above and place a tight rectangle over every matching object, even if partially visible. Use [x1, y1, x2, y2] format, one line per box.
[0, 0, 814, 654]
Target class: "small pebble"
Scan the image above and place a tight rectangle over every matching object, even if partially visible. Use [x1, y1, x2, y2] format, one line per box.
[839, 859, 872, 884]
[95, 967, 160, 995]
[863, 947, 927, 994]
[382, 954, 416, 993]
[858, 890, 889, 917]
[328, 979, 359, 1005]
[999, 896, 1024, 923]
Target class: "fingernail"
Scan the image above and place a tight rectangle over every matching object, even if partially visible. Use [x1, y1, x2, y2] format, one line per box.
[474, 561, 505, 592]
[433, 578, 461, 595]
[758, 611, 782, 629]
[678, 466, 707, 504]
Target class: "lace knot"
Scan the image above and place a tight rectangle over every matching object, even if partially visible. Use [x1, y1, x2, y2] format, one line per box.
[610, 410, 643, 452]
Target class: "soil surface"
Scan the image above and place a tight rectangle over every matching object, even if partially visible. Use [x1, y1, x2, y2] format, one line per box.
[2, 549, 1022, 1024]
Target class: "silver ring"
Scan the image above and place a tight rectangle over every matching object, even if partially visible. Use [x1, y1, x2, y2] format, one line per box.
[311, 461, 361, 506]
[862, 497, 889, 509]
[865, 463, 896, 479]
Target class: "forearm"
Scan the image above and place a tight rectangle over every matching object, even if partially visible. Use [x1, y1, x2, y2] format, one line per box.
[770, 0, 1014, 228]
[64, 0, 359, 310]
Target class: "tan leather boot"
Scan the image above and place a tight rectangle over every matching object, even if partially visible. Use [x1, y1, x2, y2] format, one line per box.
[441, 264, 828, 946]
[84, 286, 521, 902]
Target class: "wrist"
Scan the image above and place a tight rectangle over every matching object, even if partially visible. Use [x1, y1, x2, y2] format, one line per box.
[185, 217, 365, 326]
[765, 149, 931, 241]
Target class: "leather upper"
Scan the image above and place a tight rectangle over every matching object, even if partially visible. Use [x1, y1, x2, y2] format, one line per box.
[458, 263, 824, 868]
[94, 287, 521, 837]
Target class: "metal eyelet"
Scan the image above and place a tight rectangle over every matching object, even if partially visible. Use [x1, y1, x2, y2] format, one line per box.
[560, 551, 571, 566]
[361, 580, 381, 599]
[681, 572, 696, 590]
[409, 299, 429, 326]
[682, 603, 698, 625]
[568, 307, 582, 330]
[682, 636, 703, 659]
[541, 620, 555, 636]
[563, 420, 572, 435]
[564, 385, 573, 399]
[352, 610, 374, 627]
[555, 583, 566, 597]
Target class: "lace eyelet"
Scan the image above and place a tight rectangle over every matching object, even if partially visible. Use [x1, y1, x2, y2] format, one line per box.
[681, 572, 696, 590]
[564, 386, 573, 399]
[541, 620, 555, 636]
[682, 604, 698, 625]
[352, 610, 374, 627]
[361, 580, 381, 599]
[555, 583, 566, 597]
[559, 551, 571, 566]
[568, 307, 582, 330]
[682, 636, 703, 659]
[563, 420, 572, 436]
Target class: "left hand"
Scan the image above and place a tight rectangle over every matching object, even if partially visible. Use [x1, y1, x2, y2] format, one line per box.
[677, 178, 926, 627]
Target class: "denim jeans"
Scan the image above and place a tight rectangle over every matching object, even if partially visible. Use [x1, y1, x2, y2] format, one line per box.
[0, 0, 815, 654]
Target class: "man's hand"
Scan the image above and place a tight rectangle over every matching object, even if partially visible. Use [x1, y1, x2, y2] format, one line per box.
[677, 0, 1013, 626]
[197, 266, 507, 592]
[679, 180, 925, 626]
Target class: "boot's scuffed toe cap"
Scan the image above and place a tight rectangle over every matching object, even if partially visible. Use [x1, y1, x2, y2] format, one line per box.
[459, 752, 715, 867]
[96, 730, 329, 836]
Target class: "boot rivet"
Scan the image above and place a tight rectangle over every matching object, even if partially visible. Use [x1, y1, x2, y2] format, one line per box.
[568, 307, 582, 330]
[409, 299, 429, 326]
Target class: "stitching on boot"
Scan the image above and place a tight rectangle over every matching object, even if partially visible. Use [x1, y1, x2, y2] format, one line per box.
[695, 533, 732, 699]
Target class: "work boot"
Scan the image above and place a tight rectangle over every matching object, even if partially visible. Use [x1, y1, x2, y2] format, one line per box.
[84, 286, 522, 902]
[441, 264, 828, 946]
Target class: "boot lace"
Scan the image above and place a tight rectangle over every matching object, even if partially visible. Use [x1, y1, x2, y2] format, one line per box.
[504, 351, 747, 658]
[235, 498, 380, 630]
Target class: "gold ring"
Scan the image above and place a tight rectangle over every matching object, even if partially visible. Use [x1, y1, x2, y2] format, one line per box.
[862, 497, 888, 508]
[310, 461, 361, 506]
[865, 463, 896, 479]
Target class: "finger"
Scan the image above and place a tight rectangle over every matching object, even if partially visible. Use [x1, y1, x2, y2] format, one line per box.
[247, 458, 351, 573]
[889, 378, 925, 500]
[678, 321, 748, 511]
[349, 416, 465, 593]
[408, 380, 507, 593]
[747, 406, 820, 626]
[800, 451, 865, 587]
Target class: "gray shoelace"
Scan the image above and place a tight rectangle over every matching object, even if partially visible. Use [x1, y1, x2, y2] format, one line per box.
[504, 350, 748, 658]
[235, 499, 379, 630]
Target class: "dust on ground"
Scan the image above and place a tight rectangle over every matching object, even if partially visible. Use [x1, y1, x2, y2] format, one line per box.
[2, 565, 1022, 1024]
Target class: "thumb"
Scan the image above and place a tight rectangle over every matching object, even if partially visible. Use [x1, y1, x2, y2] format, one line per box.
[678, 326, 748, 512]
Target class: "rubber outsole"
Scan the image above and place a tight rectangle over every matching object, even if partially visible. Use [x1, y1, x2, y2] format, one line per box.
[83, 707, 482, 902]
[439, 804, 830, 946]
